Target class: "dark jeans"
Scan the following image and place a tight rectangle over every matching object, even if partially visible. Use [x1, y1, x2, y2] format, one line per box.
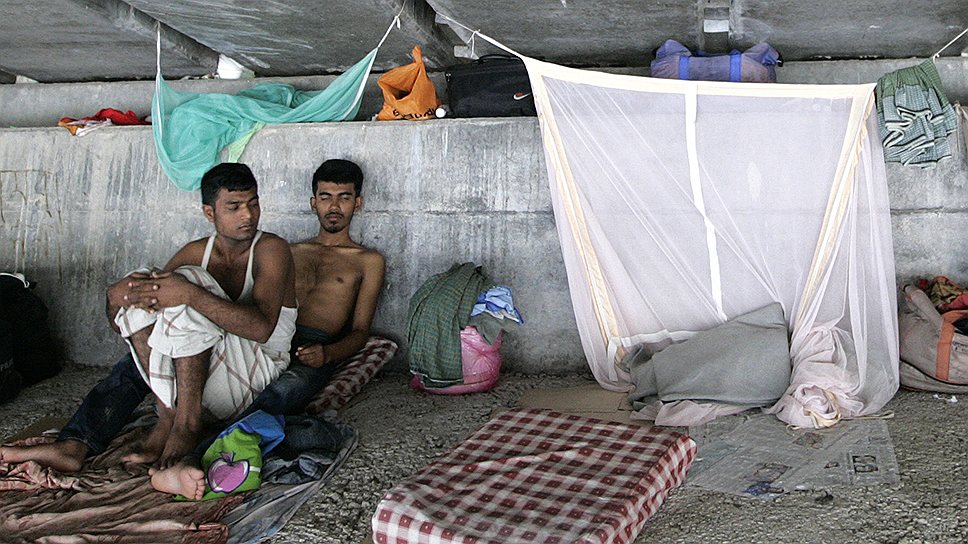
[58, 353, 150, 454]
[58, 325, 339, 456]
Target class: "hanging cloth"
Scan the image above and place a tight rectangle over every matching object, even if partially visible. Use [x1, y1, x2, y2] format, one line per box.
[875, 60, 957, 167]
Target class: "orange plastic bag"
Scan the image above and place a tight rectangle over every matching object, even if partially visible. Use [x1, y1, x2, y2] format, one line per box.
[376, 45, 440, 121]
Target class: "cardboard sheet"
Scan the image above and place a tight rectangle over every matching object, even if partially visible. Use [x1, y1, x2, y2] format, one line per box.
[515, 382, 643, 425]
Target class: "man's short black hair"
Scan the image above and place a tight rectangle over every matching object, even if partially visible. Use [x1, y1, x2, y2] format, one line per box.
[312, 159, 363, 196]
[201, 163, 258, 206]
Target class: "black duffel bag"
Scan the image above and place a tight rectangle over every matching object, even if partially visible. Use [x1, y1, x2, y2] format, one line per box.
[0, 324, 22, 404]
[445, 54, 536, 118]
[0, 273, 61, 392]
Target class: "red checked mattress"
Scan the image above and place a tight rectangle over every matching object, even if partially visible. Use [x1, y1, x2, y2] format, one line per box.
[372, 408, 696, 544]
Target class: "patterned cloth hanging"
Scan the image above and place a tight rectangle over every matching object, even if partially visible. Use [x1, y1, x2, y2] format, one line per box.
[876, 60, 957, 167]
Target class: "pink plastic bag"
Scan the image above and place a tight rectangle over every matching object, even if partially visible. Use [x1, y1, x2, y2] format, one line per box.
[410, 327, 502, 394]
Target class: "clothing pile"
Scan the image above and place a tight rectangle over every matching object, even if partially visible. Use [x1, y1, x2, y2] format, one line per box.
[623, 303, 791, 426]
[408, 263, 523, 394]
[876, 60, 958, 167]
[57, 108, 149, 136]
[468, 286, 524, 345]
[913, 276, 968, 337]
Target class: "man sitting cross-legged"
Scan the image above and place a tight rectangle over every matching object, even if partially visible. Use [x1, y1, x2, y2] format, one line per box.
[1, 159, 386, 490]
[0, 163, 299, 470]
[150, 158, 386, 498]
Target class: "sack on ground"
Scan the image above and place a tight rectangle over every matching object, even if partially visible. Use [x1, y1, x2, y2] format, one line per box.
[898, 284, 968, 392]
[650, 39, 780, 83]
[445, 54, 536, 118]
[376, 45, 440, 121]
[0, 336, 23, 404]
[0, 273, 60, 388]
[411, 326, 502, 395]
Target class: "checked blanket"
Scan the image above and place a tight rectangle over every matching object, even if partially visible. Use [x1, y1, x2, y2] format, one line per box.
[305, 336, 398, 414]
[373, 408, 696, 544]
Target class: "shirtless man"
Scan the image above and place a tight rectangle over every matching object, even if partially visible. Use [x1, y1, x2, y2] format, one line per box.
[291, 158, 385, 368]
[1, 159, 385, 491]
[1, 162, 299, 470]
[151, 158, 385, 498]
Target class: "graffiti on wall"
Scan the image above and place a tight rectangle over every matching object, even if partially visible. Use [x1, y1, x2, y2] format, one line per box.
[0, 169, 61, 275]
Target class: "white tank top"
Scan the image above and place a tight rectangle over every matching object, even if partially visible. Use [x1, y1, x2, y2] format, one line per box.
[200, 231, 297, 355]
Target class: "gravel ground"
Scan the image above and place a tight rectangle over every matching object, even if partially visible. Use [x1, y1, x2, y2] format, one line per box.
[2, 366, 966, 543]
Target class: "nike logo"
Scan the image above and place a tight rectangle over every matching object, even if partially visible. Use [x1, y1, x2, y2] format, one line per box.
[513, 92, 532, 101]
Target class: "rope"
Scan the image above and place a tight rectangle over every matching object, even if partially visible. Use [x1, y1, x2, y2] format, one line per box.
[376, 1, 408, 50]
[933, 25, 968, 58]
[435, 13, 526, 59]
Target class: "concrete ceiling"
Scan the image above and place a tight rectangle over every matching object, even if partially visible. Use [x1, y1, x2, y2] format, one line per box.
[1, 0, 967, 83]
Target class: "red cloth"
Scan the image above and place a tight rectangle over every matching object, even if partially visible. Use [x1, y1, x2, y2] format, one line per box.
[923, 276, 968, 313]
[58, 108, 149, 135]
[93, 108, 150, 125]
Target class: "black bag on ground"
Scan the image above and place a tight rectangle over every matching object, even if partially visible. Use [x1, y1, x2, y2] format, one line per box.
[0, 273, 61, 388]
[445, 55, 536, 118]
[0, 324, 23, 404]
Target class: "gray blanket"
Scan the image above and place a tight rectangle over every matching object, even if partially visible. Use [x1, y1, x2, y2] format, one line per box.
[626, 303, 791, 408]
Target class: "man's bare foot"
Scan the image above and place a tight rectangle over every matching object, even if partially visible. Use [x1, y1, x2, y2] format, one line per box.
[0, 440, 88, 472]
[156, 424, 203, 469]
[150, 459, 206, 500]
[120, 416, 173, 465]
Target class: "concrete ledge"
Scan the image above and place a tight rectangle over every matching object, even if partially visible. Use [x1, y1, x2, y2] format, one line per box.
[777, 57, 968, 105]
[5, 57, 968, 129]
[0, 72, 447, 129]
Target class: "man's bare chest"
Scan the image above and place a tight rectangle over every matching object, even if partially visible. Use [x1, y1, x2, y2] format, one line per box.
[297, 255, 361, 293]
[205, 259, 248, 300]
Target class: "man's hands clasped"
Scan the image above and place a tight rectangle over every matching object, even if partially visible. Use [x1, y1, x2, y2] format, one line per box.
[111, 270, 196, 313]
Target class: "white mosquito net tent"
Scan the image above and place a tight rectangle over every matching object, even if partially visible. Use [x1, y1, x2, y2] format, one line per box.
[520, 58, 899, 428]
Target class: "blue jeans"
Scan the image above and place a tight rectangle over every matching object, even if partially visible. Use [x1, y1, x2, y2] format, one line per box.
[58, 353, 150, 454]
[58, 325, 339, 455]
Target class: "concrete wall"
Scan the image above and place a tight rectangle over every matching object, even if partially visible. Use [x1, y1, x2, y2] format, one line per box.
[0, 119, 581, 371]
[2, 60, 968, 371]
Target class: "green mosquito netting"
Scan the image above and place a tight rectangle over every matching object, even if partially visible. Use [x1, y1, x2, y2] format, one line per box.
[152, 48, 377, 191]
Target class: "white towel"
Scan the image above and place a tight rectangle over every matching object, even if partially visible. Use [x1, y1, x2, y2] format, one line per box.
[116, 265, 291, 421]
